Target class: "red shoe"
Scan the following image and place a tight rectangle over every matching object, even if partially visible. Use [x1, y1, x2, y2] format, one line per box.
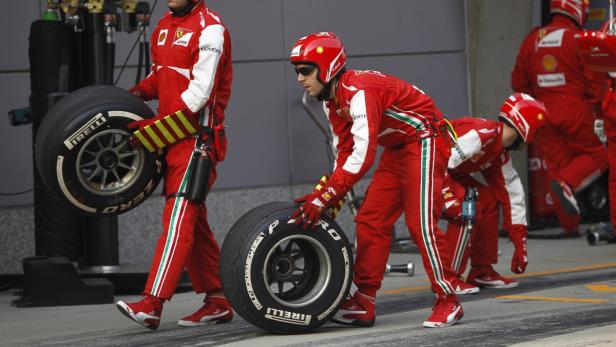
[178, 296, 233, 327]
[116, 295, 163, 330]
[467, 266, 519, 289]
[331, 292, 375, 327]
[551, 180, 580, 216]
[453, 276, 480, 295]
[423, 295, 463, 328]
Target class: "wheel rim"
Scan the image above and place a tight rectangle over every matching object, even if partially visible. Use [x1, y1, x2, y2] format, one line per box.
[262, 234, 332, 308]
[587, 185, 607, 211]
[76, 129, 145, 196]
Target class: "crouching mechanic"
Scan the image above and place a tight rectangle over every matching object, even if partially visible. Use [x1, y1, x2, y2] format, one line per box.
[442, 94, 547, 292]
[289, 32, 463, 328]
[115, 0, 233, 330]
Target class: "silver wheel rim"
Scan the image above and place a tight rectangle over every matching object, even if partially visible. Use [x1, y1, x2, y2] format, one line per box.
[75, 128, 145, 196]
[262, 234, 332, 308]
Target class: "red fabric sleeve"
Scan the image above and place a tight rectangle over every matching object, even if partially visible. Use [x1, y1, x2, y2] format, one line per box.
[481, 153, 528, 246]
[329, 88, 383, 194]
[511, 30, 536, 95]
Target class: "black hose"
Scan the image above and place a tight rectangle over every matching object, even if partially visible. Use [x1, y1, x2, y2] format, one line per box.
[144, 41, 150, 75]
[136, 32, 143, 85]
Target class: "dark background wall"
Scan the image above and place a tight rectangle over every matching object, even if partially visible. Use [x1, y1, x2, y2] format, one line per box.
[0, 0, 468, 208]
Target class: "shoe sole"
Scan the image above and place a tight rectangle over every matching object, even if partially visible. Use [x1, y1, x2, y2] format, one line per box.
[116, 301, 158, 331]
[454, 287, 480, 295]
[330, 317, 375, 327]
[422, 310, 463, 328]
[551, 181, 580, 216]
[470, 281, 519, 289]
[178, 312, 233, 327]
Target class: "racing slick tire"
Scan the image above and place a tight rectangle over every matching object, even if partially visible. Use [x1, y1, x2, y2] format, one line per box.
[220, 201, 353, 334]
[35, 85, 163, 216]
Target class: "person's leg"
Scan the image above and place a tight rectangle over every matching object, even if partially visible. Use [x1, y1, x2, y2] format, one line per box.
[117, 139, 199, 329]
[605, 118, 616, 234]
[537, 124, 582, 232]
[144, 140, 202, 300]
[399, 136, 462, 327]
[185, 164, 221, 295]
[331, 150, 403, 327]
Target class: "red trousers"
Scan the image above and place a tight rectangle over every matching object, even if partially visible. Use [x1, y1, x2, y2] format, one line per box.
[445, 176, 499, 275]
[536, 96, 607, 230]
[606, 115, 616, 233]
[144, 138, 222, 300]
[353, 135, 456, 298]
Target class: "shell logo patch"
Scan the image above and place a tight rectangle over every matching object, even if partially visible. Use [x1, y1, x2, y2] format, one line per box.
[157, 29, 168, 46]
[538, 113, 544, 121]
[542, 55, 557, 72]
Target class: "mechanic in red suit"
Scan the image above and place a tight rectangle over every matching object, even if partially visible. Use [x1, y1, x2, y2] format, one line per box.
[442, 94, 548, 293]
[115, 0, 233, 330]
[290, 32, 463, 328]
[511, 0, 607, 236]
[578, 17, 616, 241]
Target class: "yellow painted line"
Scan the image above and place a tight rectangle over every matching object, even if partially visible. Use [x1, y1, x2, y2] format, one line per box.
[509, 262, 616, 279]
[496, 295, 607, 304]
[381, 262, 616, 295]
[586, 284, 616, 293]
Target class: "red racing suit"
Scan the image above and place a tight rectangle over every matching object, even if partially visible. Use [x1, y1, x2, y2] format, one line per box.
[443, 118, 527, 275]
[512, 15, 607, 231]
[603, 75, 616, 234]
[130, 2, 232, 300]
[325, 69, 457, 298]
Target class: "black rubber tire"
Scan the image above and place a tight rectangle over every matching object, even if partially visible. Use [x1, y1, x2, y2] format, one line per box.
[220, 202, 353, 334]
[35, 85, 163, 216]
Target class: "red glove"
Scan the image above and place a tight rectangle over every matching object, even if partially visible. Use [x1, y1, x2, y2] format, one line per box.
[291, 177, 346, 229]
[129, 109, 197, 152]
[511, 238, 528, 274]
[129, 86, 147, 100]
[127, 118, 156, 131]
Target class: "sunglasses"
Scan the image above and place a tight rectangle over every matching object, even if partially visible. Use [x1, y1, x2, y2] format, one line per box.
[294, 66, 316, 76]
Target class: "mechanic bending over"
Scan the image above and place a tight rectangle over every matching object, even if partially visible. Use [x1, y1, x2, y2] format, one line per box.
[442, 94, 547, 294]
[289, 32, 464, 328]
[116, 0, 233, 330]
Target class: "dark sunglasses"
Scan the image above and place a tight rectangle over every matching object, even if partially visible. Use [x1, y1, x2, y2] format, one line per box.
[294, 65, 316, 76]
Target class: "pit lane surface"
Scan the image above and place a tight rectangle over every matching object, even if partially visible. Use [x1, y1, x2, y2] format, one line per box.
[2, 236, 616, 346]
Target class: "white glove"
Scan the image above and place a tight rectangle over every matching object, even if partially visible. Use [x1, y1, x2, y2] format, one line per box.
[594, 119, 607, 144]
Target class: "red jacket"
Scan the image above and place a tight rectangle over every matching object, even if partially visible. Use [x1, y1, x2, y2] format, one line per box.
[132, 2, 232, 128]
[512, 15, 603, 107]
[448, 117, 527, 242]
[325, 70, 445, 193]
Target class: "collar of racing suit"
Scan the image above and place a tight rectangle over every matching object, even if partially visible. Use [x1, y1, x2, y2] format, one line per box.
[171, 0, 200, 17]
[549, 14, 582, 29]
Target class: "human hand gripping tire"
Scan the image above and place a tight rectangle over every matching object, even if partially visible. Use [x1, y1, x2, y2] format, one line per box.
[291, 176, 346, 229]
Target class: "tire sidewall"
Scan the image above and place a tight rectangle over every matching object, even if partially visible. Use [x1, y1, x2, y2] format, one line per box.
[224, 204, 353, 333]
[36, 86, 163, 216]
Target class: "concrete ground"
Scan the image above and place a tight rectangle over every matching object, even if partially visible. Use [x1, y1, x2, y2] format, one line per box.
[1, 225, 616, 347]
